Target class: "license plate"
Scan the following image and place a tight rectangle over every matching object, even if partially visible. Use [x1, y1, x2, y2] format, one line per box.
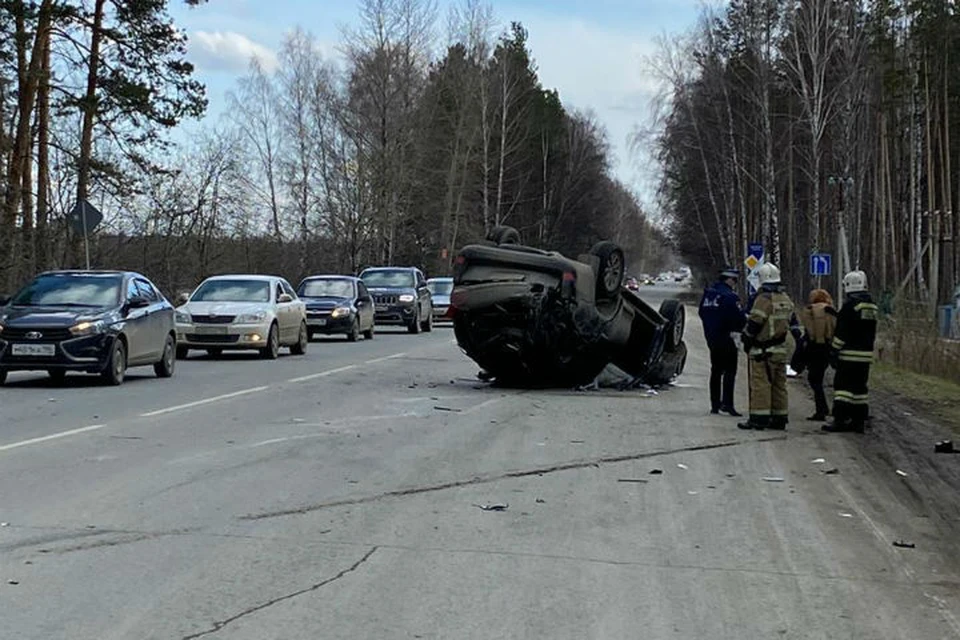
[310, 319, 327, 326]
[376, 305, 388, 312]
[195, 326, 228, 335]
[11, 343, 55, 357]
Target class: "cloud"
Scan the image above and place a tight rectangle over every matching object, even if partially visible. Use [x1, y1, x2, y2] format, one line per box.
[514, 12, 673, 196]
[190, 30, 279, 73]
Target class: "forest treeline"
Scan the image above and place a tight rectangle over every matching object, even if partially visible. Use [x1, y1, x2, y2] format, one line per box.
[654, 0, 959, 313]
[0, 0, 669, 296]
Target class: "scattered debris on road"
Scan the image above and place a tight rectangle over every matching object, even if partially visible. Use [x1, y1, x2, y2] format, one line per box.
[677, 463, 689, 470]
[433, 406, 462, 413]
[824, 468, 840, 475]
[570, 440, 585, 444]
[473, 503, 509, 512]
[839, 512, 854, 518]
[893, 540, 916, 549]
[535, 498, 546, 503]
[650, 469, 663, 475]
[687, 491, 699, 495]
[0, 522, 8, 527]
[935, 440, 955, 454]
[7, 580, 19, 585]
[617, 478, 648, 484]
[811, 458, 826, 464]
[763, 477, 785, 483]
[896, 469, 909, 477]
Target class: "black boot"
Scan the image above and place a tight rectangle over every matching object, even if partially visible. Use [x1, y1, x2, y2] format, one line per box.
[822, 419, 863, 433]
[720, 406, 743, 417]
[768, 416, 788, 431]
[738, 416, 767, 430]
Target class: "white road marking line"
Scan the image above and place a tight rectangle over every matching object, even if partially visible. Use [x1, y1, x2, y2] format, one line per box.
[288, 365, 356, 383]
[140, 386, 270, 417]
[364, 352, 407, 365]
[0, 424, 106, 453]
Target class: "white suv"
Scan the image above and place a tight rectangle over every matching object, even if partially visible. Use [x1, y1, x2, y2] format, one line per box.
[175, 275, 308, 359]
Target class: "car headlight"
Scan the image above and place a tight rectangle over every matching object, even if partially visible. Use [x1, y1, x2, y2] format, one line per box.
[398, 294, 415, 303]
[70, 319, 107, 336]
[237, 311, 267, 323]
[331, 306, 351, 319]
[175, 311, 191, 324]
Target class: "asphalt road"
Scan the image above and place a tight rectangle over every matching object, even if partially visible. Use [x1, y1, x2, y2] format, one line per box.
[2, 287, 960, 639]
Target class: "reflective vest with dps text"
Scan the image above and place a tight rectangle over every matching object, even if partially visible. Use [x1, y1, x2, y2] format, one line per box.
[831, 292, 878, 364]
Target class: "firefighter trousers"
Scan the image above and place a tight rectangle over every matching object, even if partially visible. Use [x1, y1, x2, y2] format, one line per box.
[833, 360, 871, 426]
[748, 356, 788, 426]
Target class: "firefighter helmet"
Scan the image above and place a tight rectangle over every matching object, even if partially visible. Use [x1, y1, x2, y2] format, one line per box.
[757, 263, 781, 286]
[842, 270, 868, 293]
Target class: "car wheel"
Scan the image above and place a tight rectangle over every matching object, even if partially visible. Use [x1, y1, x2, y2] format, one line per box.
[408, 310, 421, 334]
[260, 324, 280, 359]
[101, 339, 127, 386]
[48, 369, 67, 384]
[291, 322, 308, 355]
[590, 241, 626, 300]
[658, 299, 686, 351]
[154, 334, 176, 378]
[421, 310, 433, 333]
[176, 345, 189, 360]
[206, 348, 222, 358]
[363, 322, 375, 340]
[307, 329, 315, 342]
[0, 368, 6, 385]
[487, 225, 521, 245]
[347, 319, 360, 342]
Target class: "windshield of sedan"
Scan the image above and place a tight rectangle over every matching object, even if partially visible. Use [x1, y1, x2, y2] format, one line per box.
[361, 270, 415, 288]
[299, 279, 354, 298]
[427, 280, 453, 296]
[191, 279, 271, 303]
[10, 274, 123, 307]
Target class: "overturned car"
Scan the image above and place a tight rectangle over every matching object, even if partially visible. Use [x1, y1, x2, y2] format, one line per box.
[450, 227, 687, 388]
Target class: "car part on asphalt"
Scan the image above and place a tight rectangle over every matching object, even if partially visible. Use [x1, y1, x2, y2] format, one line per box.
[450, 226, 688, 388]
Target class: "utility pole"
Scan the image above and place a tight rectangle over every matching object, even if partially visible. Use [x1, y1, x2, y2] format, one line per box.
[828, 175, 854, 300]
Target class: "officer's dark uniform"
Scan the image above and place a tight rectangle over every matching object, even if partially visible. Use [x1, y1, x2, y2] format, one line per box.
[739, 281, 794, 430]
[825, 292, 878, 432]
[698, 271, 745, 414]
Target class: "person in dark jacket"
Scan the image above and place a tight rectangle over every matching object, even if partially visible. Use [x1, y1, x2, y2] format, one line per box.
[823, 271, 878, 433]
[699, 267, 746, 416]
[797, 288, 838, 421]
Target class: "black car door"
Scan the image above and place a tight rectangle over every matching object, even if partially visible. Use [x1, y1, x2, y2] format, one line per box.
[122, 278, 150, 364]
[357, 282, 374, 330]
[416, 270, 431, 317]
[135, 278, 168, 361]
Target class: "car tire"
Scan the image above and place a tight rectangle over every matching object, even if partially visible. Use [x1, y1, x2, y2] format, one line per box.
[154, 334, 176, 378]
[291, 322, 308, 355]
[421, 310, 433, 333]
[590, 241, 626, 300]
[363, 323, 375, 340]
[206, 348, 222, 358]
[0, 368, 6, 385]
[176, 345, 189, 360]
[487, 225, 521, 245]
[408, 310, 421, 334]
[347, 319, 360, 342]
[659, 299, 686, 352]
[307, 330, 315, 342]
[101, 339, 127, 386]
[260, 324, 280, 359]
[48, 369, 66, 384]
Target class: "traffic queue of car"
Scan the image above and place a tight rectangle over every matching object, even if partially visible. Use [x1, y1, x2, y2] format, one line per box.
[0, 266, 454, 386]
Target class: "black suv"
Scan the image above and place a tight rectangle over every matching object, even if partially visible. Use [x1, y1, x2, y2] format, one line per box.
[359, 267, 433, 334]
[0, 270, 177, 385]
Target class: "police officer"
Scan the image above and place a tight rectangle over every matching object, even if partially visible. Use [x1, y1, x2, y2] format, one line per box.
[797, 289, 838, 421]
[698, 266, 745, 416]
[738, 263, 795, 430]
[823, 270, 878, 433]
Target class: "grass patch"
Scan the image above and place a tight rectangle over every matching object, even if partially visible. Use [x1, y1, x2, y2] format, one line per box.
[871, 363, 960, 433]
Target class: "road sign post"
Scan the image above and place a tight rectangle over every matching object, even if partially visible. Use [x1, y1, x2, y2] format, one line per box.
[69, 199, 103, 270]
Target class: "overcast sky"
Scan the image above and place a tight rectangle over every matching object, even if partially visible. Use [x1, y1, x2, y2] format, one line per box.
[169, 0, 703, 210]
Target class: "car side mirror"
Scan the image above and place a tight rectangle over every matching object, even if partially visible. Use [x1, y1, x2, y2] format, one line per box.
[278, 293, 294, 304]
[176, 292, 190, 306]
[127, 295, 150, 310]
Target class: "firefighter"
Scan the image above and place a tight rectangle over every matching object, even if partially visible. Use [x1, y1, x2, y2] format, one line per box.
[823, 270, 878, 433]
[738, 263, 795, 431]
[698, 266, 746, 416]
[797, 289, 838, 421]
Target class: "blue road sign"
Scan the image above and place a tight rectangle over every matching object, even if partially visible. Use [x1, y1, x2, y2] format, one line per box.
[810, 253, 832, 277]
[748, 242, 763, 260]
